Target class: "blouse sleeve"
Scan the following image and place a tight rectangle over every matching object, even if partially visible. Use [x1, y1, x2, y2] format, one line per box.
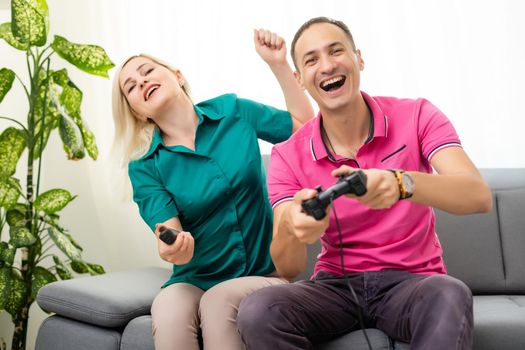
[128, 158, 179, 232]
[235, 97, 293, 144]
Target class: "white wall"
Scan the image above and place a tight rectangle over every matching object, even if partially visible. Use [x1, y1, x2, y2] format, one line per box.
[1, 0, 524, 348]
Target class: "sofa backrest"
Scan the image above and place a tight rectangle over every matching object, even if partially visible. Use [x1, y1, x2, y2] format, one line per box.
[436, 169, 525, 294]
[262, 155, 525, 294]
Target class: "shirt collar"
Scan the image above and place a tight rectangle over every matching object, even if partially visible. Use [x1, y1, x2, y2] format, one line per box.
[141, 103, 226, 159]
[310, 91, 388, 161]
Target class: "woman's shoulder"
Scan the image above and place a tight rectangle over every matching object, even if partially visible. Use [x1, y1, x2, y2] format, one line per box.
[196, 93, 238, 111]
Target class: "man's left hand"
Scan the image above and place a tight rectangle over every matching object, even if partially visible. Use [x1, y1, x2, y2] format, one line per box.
[332, 165, 400, 209]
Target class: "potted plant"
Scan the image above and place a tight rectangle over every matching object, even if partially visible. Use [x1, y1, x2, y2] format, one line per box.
[0, 0, 114, 349]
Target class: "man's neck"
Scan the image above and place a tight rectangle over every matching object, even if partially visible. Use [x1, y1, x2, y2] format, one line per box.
[320, 97, 371, 159]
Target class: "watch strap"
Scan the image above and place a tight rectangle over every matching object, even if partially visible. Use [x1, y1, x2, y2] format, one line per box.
[387, 169, 412, 200]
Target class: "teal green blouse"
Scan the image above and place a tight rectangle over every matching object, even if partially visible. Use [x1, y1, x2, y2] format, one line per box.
[128, 94, 292, 290]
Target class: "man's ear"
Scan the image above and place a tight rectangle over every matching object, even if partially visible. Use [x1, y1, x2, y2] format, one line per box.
[356, 49, 365, 71]
[294, 70, 305, 90]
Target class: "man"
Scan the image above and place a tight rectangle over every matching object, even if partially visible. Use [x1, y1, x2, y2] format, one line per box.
[236, 17, 492, 350]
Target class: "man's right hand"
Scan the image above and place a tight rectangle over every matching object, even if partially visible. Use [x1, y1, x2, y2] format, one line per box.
[285, 189, 331, 244]
[155, 224, 194, 265]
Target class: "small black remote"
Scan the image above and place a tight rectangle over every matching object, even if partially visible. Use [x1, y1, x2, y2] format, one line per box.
[159, 228, 180, 245]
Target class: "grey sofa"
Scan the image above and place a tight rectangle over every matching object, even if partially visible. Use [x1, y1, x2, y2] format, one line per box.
[35, 168, 525, 350]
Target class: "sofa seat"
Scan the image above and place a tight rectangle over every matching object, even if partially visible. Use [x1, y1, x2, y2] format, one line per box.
[473, 295, 525, 350]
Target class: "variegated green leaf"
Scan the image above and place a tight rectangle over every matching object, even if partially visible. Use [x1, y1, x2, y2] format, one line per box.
[9, 226, 36, 248]
[52, 255, 72, 280]
[51, 68, 68, 86]
[0, 177, 22, 209]
[0, 242, 15, 266]
[58, 114, 85, 160]
[0, 22, 28, 50]
[0, 68, 15, 103]
[87, 262, 105, 275]
[63, 230, 83, 252]
[79, 123, 98, 160]
[27, 0, 49, 32]
[33, 77, 61, 159]
[0, 128, 26, 180]
[60, 84, 82, 115]
[0, 267, 26, 316]
[47, 227, 82, 261]
[6, 204, 26, 227]
[34, 188, 75, 214]
[51, 35, 115, 77]
[33, 116, 57, 159]
[31, 266, 56, 300]
[11, 0, 48, 47]
[70, 260, 105, 276]
[70, 260, 88, 274]
[51, 69, 98, 160]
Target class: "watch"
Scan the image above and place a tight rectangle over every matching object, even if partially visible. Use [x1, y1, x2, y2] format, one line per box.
[388, 170, 414, 199]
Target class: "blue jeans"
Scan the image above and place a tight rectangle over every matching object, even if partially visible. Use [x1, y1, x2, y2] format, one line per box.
[237, 270, 473, 350]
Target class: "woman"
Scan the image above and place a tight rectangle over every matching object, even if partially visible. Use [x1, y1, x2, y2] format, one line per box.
[111, 30, 313, 350]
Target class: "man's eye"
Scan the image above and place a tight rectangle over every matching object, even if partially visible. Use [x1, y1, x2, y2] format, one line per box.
[305, 58, 316, 66]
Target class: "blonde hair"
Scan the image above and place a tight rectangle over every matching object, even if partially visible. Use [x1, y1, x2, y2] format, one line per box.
[111, 54, 192, 166]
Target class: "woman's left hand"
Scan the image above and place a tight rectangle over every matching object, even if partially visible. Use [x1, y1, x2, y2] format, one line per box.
[155, 224, 195, 265]
[254, 29, 287, 67]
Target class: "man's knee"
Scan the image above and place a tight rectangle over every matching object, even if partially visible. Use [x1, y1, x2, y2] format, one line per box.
[237, 286, 290, 336]
[418, 274, 473, 315]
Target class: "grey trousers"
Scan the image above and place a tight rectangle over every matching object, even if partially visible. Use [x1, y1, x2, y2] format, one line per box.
[151, 275, 287, 350]
[237, 270, 473, 350]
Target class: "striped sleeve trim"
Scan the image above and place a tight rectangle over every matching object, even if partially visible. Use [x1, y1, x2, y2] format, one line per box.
[427, 142, 462, 161]
[271, 196, 294, 209]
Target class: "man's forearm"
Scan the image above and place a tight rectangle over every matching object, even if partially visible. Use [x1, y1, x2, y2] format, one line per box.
[270, 203, 308, 280]
[410, 171, 492, 214]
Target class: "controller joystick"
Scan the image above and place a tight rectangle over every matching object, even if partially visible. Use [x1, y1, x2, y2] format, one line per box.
[301, 170, 367, 220]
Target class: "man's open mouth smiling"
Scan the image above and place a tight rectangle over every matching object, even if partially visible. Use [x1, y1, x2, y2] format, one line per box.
[320, 76, 346, 92]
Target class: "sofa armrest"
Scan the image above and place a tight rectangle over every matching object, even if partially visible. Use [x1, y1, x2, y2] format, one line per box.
[36, 267, 171, 328]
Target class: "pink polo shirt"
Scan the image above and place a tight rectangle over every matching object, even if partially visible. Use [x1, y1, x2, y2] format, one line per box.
[268, 92, 462, 278]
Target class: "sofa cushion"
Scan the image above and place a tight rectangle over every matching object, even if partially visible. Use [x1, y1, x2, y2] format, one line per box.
[316, 328, 410, 350]
[438, 188, 525, 294]
[473, 295, 525, 350]
[36, 267, 171, 327]
[436, 194, 505, 294]
[498, 189, 525, 292]
[121, 315, 155, 350]
[120, 316, 406, 350]
[35, 315, 122, 350]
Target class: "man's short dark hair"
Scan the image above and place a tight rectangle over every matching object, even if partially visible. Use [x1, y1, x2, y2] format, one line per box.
[291, 17, 356, 71]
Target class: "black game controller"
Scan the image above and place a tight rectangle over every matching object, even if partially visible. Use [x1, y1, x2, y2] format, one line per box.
[301, 170, 367, 220]
[159, 227, 180, 245]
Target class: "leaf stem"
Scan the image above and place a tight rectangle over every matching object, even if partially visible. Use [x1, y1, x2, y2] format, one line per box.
[13, 73, 30, 100]
[0, 116, 28, 133]
[35, 59, 51, 199]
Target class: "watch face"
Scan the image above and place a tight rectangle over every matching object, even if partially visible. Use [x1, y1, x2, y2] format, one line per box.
[402, 173, 414, 193]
